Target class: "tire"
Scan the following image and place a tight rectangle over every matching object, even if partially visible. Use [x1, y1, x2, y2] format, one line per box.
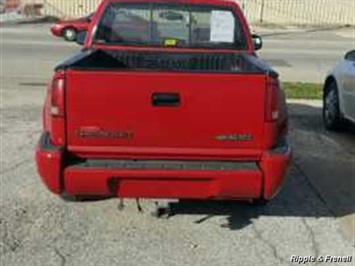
[323, 80, 342, 130]
[60, 192, 111, 202]
[60, 192, 78, 202]
[63, 28, 77, 42]
[251, 198, 270, 206]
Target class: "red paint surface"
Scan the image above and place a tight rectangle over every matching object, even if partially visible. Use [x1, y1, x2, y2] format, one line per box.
[36, 0, 291, 201]
[66, 71, 267, 155]
[261, 148, 292, 199]
[64, 168, 262, 199]
[35, 145, 62, 194]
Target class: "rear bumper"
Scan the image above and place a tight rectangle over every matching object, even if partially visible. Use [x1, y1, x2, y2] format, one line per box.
[260, 138, 292, 199]
[35, 133, 291, 200]
[35, 133, 63, 194]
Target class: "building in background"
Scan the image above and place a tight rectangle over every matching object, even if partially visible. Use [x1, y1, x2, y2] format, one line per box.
[7, 0, 355, 27]
[240, 0, 354, 27]
[19, 0, 100, 18]
[1, 0, 21, 12]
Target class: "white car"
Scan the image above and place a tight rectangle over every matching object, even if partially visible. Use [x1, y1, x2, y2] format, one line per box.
[323, 50, 355, 130]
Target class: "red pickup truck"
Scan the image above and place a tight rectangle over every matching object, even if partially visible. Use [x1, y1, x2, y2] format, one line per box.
[36, 0, 291, 205]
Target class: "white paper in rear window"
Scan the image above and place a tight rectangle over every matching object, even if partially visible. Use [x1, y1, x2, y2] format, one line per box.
[210, 10, 235, 43]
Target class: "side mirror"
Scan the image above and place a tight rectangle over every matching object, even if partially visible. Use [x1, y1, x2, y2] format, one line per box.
[76, 31, 87, 46]
[252, 34, 263, 51]
[87, 13, 94, 22]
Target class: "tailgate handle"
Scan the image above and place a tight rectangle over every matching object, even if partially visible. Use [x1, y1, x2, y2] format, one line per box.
[152, 93, 180, 107]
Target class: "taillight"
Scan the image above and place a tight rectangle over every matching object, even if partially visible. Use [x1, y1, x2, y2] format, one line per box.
[265, 76, 281, 122]
[50, 70, 65, 117]
[47, 70, 66, 146]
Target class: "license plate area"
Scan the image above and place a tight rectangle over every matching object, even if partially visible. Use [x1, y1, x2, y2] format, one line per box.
[115, 178, 216, 199]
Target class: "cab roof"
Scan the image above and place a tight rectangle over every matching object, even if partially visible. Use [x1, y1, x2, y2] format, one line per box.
[101, 0, 239, 7]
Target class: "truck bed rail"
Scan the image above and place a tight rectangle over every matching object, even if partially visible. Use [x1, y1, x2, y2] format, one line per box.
[56, 49, 277, 75]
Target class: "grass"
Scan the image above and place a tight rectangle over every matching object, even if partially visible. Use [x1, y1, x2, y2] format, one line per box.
[282, 82, 322, 100]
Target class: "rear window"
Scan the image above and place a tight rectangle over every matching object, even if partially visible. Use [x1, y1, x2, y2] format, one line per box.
[94, 2, 247, 49]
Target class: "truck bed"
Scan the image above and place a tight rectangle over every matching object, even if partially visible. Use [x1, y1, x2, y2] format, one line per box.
[57, 49, 277, 75]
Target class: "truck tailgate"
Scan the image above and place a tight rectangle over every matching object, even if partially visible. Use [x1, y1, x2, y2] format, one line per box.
[66, 70, 266, 159]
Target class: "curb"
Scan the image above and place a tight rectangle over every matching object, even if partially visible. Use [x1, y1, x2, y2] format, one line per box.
[287, 99, 322, 107]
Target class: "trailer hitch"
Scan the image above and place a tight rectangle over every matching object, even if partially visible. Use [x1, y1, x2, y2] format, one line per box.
[117, 197, 177, 219]
[151, 199, 179, 219]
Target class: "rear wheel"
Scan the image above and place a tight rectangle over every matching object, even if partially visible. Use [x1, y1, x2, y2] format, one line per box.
[60, 192, 78, 202]
[63, 28, 77, 42]
[323, 80, 342, 130]
[251, 198, 269, 206]
[60, 192, 110, 202]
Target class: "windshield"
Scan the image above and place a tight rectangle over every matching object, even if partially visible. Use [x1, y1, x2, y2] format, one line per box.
[94, 3, 247, 49]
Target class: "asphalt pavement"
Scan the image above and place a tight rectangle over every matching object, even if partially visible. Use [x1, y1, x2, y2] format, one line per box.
[0, 24, 354, 266]
[257, 26, 354, 83]
[1, 24, 354, 82]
